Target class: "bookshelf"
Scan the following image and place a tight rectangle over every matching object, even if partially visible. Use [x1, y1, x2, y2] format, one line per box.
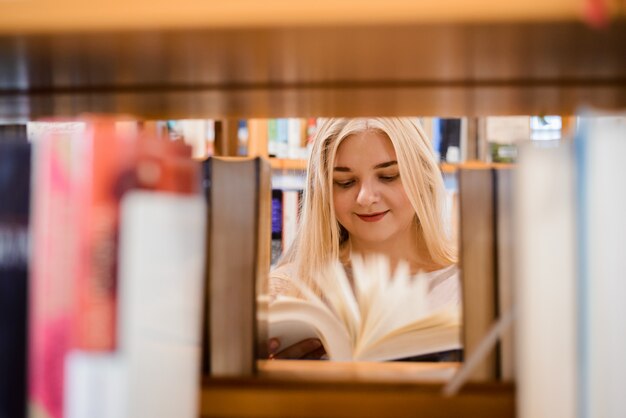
[269, 159, 513, 174]
[0, 8, 625, 418]
[270, 158, 308, 171]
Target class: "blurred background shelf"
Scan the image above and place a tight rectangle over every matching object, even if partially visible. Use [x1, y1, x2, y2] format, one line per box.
[270, 158, 308, 170]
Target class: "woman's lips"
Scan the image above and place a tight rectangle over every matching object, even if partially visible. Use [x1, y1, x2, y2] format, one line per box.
[356, 210, 389, 222]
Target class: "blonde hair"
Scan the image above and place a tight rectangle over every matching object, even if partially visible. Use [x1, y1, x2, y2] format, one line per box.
[275, 117, 456, 287]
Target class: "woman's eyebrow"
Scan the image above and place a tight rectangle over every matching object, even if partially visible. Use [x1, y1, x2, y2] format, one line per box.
[373, 160, 398, 169]
[334, 161, 397, 172]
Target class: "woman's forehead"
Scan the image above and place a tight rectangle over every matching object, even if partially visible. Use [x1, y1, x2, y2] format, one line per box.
[334, 130, 397, 168]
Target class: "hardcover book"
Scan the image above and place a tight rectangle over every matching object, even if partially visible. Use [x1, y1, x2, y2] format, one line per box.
[203, 156, 271, 376]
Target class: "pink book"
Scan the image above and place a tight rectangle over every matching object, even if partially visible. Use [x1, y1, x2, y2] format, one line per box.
[29, 126, 84, 418]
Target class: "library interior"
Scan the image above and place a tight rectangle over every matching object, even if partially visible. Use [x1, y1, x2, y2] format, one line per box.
[1, 2, 625, 418]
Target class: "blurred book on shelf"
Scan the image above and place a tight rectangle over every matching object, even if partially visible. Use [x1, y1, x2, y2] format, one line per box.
[576, 115, 626, 418]
[26, 117, 206, 418]
[0, 137, 31, 418]
[270, 189, 303, 266]
[202, 156, 271, 377]
[430, 118, 467, 164]
[458, 164, 517, 383]
[458, 167, 497, 381]
[515, 139, 577, 418]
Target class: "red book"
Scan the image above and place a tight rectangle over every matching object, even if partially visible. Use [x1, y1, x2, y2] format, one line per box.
[74, 118, 200, 351]
[73, 118, 137, 351]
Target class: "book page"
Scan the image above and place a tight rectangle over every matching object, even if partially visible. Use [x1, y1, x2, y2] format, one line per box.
[269, 297, 353, 360]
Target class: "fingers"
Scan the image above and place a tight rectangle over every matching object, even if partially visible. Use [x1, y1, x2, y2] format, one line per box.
[272, 338, 324, 360]
[301, 344, 327, 360]
[268, 338, 281, 358]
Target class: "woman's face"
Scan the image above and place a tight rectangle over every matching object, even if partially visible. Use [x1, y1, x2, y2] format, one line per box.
[332, 130, 416, 250]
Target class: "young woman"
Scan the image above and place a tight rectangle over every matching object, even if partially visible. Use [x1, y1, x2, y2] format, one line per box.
[269, 117, 459, 360]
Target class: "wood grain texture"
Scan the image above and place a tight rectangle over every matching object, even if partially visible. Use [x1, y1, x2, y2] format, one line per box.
[0, 22, 624, 118]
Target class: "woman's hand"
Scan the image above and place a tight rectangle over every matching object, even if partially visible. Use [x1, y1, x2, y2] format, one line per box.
[268, 337, 326, 360]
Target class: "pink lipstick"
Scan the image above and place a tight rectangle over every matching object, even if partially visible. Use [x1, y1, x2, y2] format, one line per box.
[356, 210, 388, 222]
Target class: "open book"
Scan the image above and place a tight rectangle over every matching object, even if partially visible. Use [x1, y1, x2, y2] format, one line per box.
[268, 256, 462, 361]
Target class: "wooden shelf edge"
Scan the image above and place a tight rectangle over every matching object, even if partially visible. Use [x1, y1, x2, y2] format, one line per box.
[270, 158, 308, 170]
[200, 361, 515, 418]
[200, 378, 515, 418]
[440, 162, 515, 173]
[268, 159, 515, 173]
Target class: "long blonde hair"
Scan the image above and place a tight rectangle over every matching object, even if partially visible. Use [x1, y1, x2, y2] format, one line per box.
[276, 117, 456, 287]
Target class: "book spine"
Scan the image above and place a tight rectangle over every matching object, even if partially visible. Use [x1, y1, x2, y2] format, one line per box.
[64, 352, 124, 418]
[74, 121, 133, 351]
[287, 118, 303, 159]
[494, 167, 515, 381]
[75, 120, 201, 352]
[267, 119, 278, 158]
[458, 167, 497, 381]
[271, 189, 283, 266]
[275, 119, 289, 159]
[515, 140, 577, 418]
[282, 190, 300, 252]
[117, 191, 206, 418]
[577, 116, 626, 418]
[29, 129, 83, 418]
[0, 141, 31, 418]
[206, 157, 269, 377]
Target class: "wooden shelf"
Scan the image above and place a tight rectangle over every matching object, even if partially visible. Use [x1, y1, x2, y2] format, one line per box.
[0, 1, 591, 34]
[270, 158, 308, 170]
[2, 23, 625, 119]
[200, 360, 515, 418]
[269, 160, 514, 174]
[440, 162, 515, 174]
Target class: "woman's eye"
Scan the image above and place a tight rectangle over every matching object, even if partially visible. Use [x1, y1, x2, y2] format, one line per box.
[379, 174, 399, 182]
[334, 179, 355, 188]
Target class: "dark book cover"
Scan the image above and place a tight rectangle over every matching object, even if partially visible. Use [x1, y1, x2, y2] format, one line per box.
[0, 140, 31, 418]
[0, 125, 27, 142]
[438, 118, 462, 163]
[271, 189, 283, 265]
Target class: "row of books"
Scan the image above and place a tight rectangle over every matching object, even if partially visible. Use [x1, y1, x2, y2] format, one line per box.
[271, 189, 303, 266]
[128, 116, 561, 165]
[139, 118, 319, 161]
[0, 119, 271, 418]
[515, 115, 626, 418]
[3, 113, 620, 418]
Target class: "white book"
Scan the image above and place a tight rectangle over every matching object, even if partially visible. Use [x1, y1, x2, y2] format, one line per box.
[269, 256, 461, 361]
[179, 120, 208, 159]
[65, 352, 125, 418]
[276, 119, 289, 158]
[287, 118, 303, 159]
[117, 191, 206, 418]
[515, 140, 577, 418]
[578, 116, 626, 418]
[282, 190, 299, 252]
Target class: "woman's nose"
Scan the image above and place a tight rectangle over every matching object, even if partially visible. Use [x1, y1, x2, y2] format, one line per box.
[356, 180, 380, 207]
